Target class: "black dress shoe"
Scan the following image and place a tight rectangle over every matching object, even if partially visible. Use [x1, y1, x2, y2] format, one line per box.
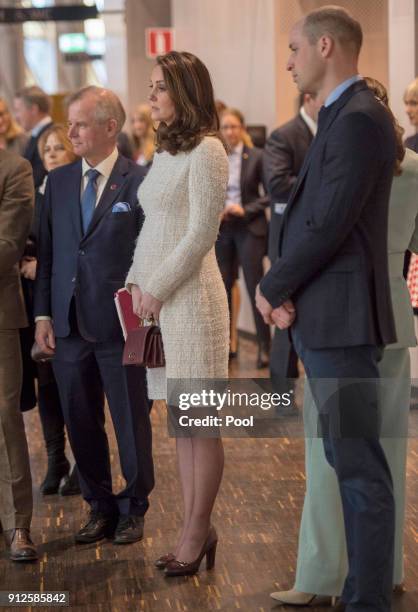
[75, 512, 118, 544]
[59, 465, 81, 496]
[113, 515, 144, 545]
[4, 529, 38, 562]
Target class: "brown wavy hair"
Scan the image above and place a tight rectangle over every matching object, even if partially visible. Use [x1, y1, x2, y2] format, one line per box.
[364, 77, 405, 176]
[38, 124, 78, 165]
[155, 51, 221, 155]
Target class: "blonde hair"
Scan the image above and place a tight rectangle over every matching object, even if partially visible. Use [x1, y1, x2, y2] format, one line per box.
[404, 77, 418, 102]
[131, 104, 155, 163]
[38, 124, 78, 165]
[0, 97, 23, 142]
[220, 107, 253, 148]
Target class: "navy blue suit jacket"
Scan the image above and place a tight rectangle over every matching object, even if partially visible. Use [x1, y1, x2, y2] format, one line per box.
[23, 122, 53, 189]
[34, 154, 146, 342]
[260, 80, 397, 348]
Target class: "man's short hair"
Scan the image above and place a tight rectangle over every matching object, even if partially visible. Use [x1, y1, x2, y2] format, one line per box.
[303, 5, 363, 55]
[15, 85, 51, 114]
[67, 86, 126, 133]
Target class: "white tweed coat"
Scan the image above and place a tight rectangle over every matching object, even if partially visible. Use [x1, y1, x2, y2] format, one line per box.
[126, 136, 230, 399]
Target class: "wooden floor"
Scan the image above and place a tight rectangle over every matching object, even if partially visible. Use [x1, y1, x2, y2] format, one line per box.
[1, 337, 418, 611]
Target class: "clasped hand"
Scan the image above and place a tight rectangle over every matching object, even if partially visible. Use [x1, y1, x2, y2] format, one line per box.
[131, 284, 162, 322]
[255, 285, 296, 329]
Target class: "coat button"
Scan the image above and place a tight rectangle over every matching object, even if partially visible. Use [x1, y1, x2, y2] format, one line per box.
[71, 277, 76, 283]
[79, 249, 85, 255]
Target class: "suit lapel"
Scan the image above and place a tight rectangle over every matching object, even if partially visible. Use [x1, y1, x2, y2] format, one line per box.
[82, 155, 129, 239]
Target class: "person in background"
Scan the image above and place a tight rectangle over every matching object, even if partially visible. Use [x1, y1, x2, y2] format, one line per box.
[0, 97, 28, 155]
[271, 77, 418, 608]
[34, 86, 153, 546]
[13, 86, 53, 189]
[20, 125, 81, 497]
[131, 103, 155, 168]
[0, 149, 36, 562]
[404, 77, 418, 152]
[216, 107, 271, 368]
[263, 93, 320, 391]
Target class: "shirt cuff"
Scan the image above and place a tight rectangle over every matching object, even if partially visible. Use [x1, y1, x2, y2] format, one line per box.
[35, 316, 52, 322]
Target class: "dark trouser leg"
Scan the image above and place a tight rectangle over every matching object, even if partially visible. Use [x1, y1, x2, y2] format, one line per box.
[95, 340, 154, 516]
[270, 328, 299, 393]
[52, 335, 115, 516]
[215, 224, 237, 316]
[235, 227, 271, 348]
[291, 329, 394, 612]
[37, 375, 66, 458]
[0, 329, 32, 530]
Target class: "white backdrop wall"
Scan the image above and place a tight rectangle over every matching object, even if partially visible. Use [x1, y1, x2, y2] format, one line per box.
[172, 0, 278, 133]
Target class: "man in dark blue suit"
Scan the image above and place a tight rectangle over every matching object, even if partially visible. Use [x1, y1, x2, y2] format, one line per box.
[14, 86, 53, 189]
[257, 7, 396, 612]
[34, 86, 153, 545]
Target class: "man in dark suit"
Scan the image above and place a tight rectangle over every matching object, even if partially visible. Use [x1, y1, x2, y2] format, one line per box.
[216, 109, 270, 368]
[13, 86, 53, 189]
[0, 150, 37, 562]
[264, 94, 319, 390]
[257, 7, 396, 611]
[34, 86, 153, 545]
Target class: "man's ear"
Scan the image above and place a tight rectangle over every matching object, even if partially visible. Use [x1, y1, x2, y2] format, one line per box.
[318, 34, 334, 59]
[107, 118, 118, 137]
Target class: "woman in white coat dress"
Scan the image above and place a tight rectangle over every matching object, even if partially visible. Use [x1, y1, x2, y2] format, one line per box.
[271, 78, 418, 606]
[126, 51, 229, 577]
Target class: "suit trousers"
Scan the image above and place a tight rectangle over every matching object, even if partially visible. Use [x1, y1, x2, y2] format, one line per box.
[291, 328, 394, 612]
[294, 348, 409, 595]
[215, 220, 271, 347]
[0, 329, 33, 530]
[270, 328, 299, 392]
[52, 314, 154, 517]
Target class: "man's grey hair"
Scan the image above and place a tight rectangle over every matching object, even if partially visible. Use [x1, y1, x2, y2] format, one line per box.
[303, 5, 363, 56]
[67, 86, 126, 133]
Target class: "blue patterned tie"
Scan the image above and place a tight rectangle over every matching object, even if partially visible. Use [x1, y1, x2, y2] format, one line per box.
[81, 168, 100, 234]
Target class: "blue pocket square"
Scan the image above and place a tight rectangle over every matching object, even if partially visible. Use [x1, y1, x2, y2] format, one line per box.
[112, 202, 131, 213]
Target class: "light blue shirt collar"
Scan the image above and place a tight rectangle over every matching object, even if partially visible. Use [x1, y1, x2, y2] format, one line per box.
[324, 75, 362, 107]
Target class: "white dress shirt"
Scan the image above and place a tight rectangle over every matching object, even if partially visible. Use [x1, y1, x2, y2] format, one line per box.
[300, 106, 317, 137]
[31, 116, 53, 137]
[226, 141, 243, 206]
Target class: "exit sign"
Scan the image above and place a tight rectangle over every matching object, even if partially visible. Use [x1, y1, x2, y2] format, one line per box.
[145, 28, 174, 59]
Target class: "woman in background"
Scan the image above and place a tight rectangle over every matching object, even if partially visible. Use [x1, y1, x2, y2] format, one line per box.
[0, 97, 27, 155]
[20, 125, 81, 497]
[271, 78, 418, 607]
[216, 107, 271, 368]
[131, 103, 155, 168]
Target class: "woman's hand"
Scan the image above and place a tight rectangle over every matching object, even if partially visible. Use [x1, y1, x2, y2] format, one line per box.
[131, 284, 143, 317]
[138, 291, 163, 322]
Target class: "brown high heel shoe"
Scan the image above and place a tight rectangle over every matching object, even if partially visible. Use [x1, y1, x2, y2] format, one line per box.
[154, 552, 176, 569]
[164, 527, 218, 577]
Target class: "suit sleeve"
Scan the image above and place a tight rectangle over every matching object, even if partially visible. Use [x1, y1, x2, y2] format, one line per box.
[242, 149, 269, 221]
[260, 112, 385, 308]
[263, 130, 297, 201]
[0, 157, 34, 276]
[33, 177, 53, 317]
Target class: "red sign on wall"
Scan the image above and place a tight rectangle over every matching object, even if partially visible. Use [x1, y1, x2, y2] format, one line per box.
[145, 28, 174, 59]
